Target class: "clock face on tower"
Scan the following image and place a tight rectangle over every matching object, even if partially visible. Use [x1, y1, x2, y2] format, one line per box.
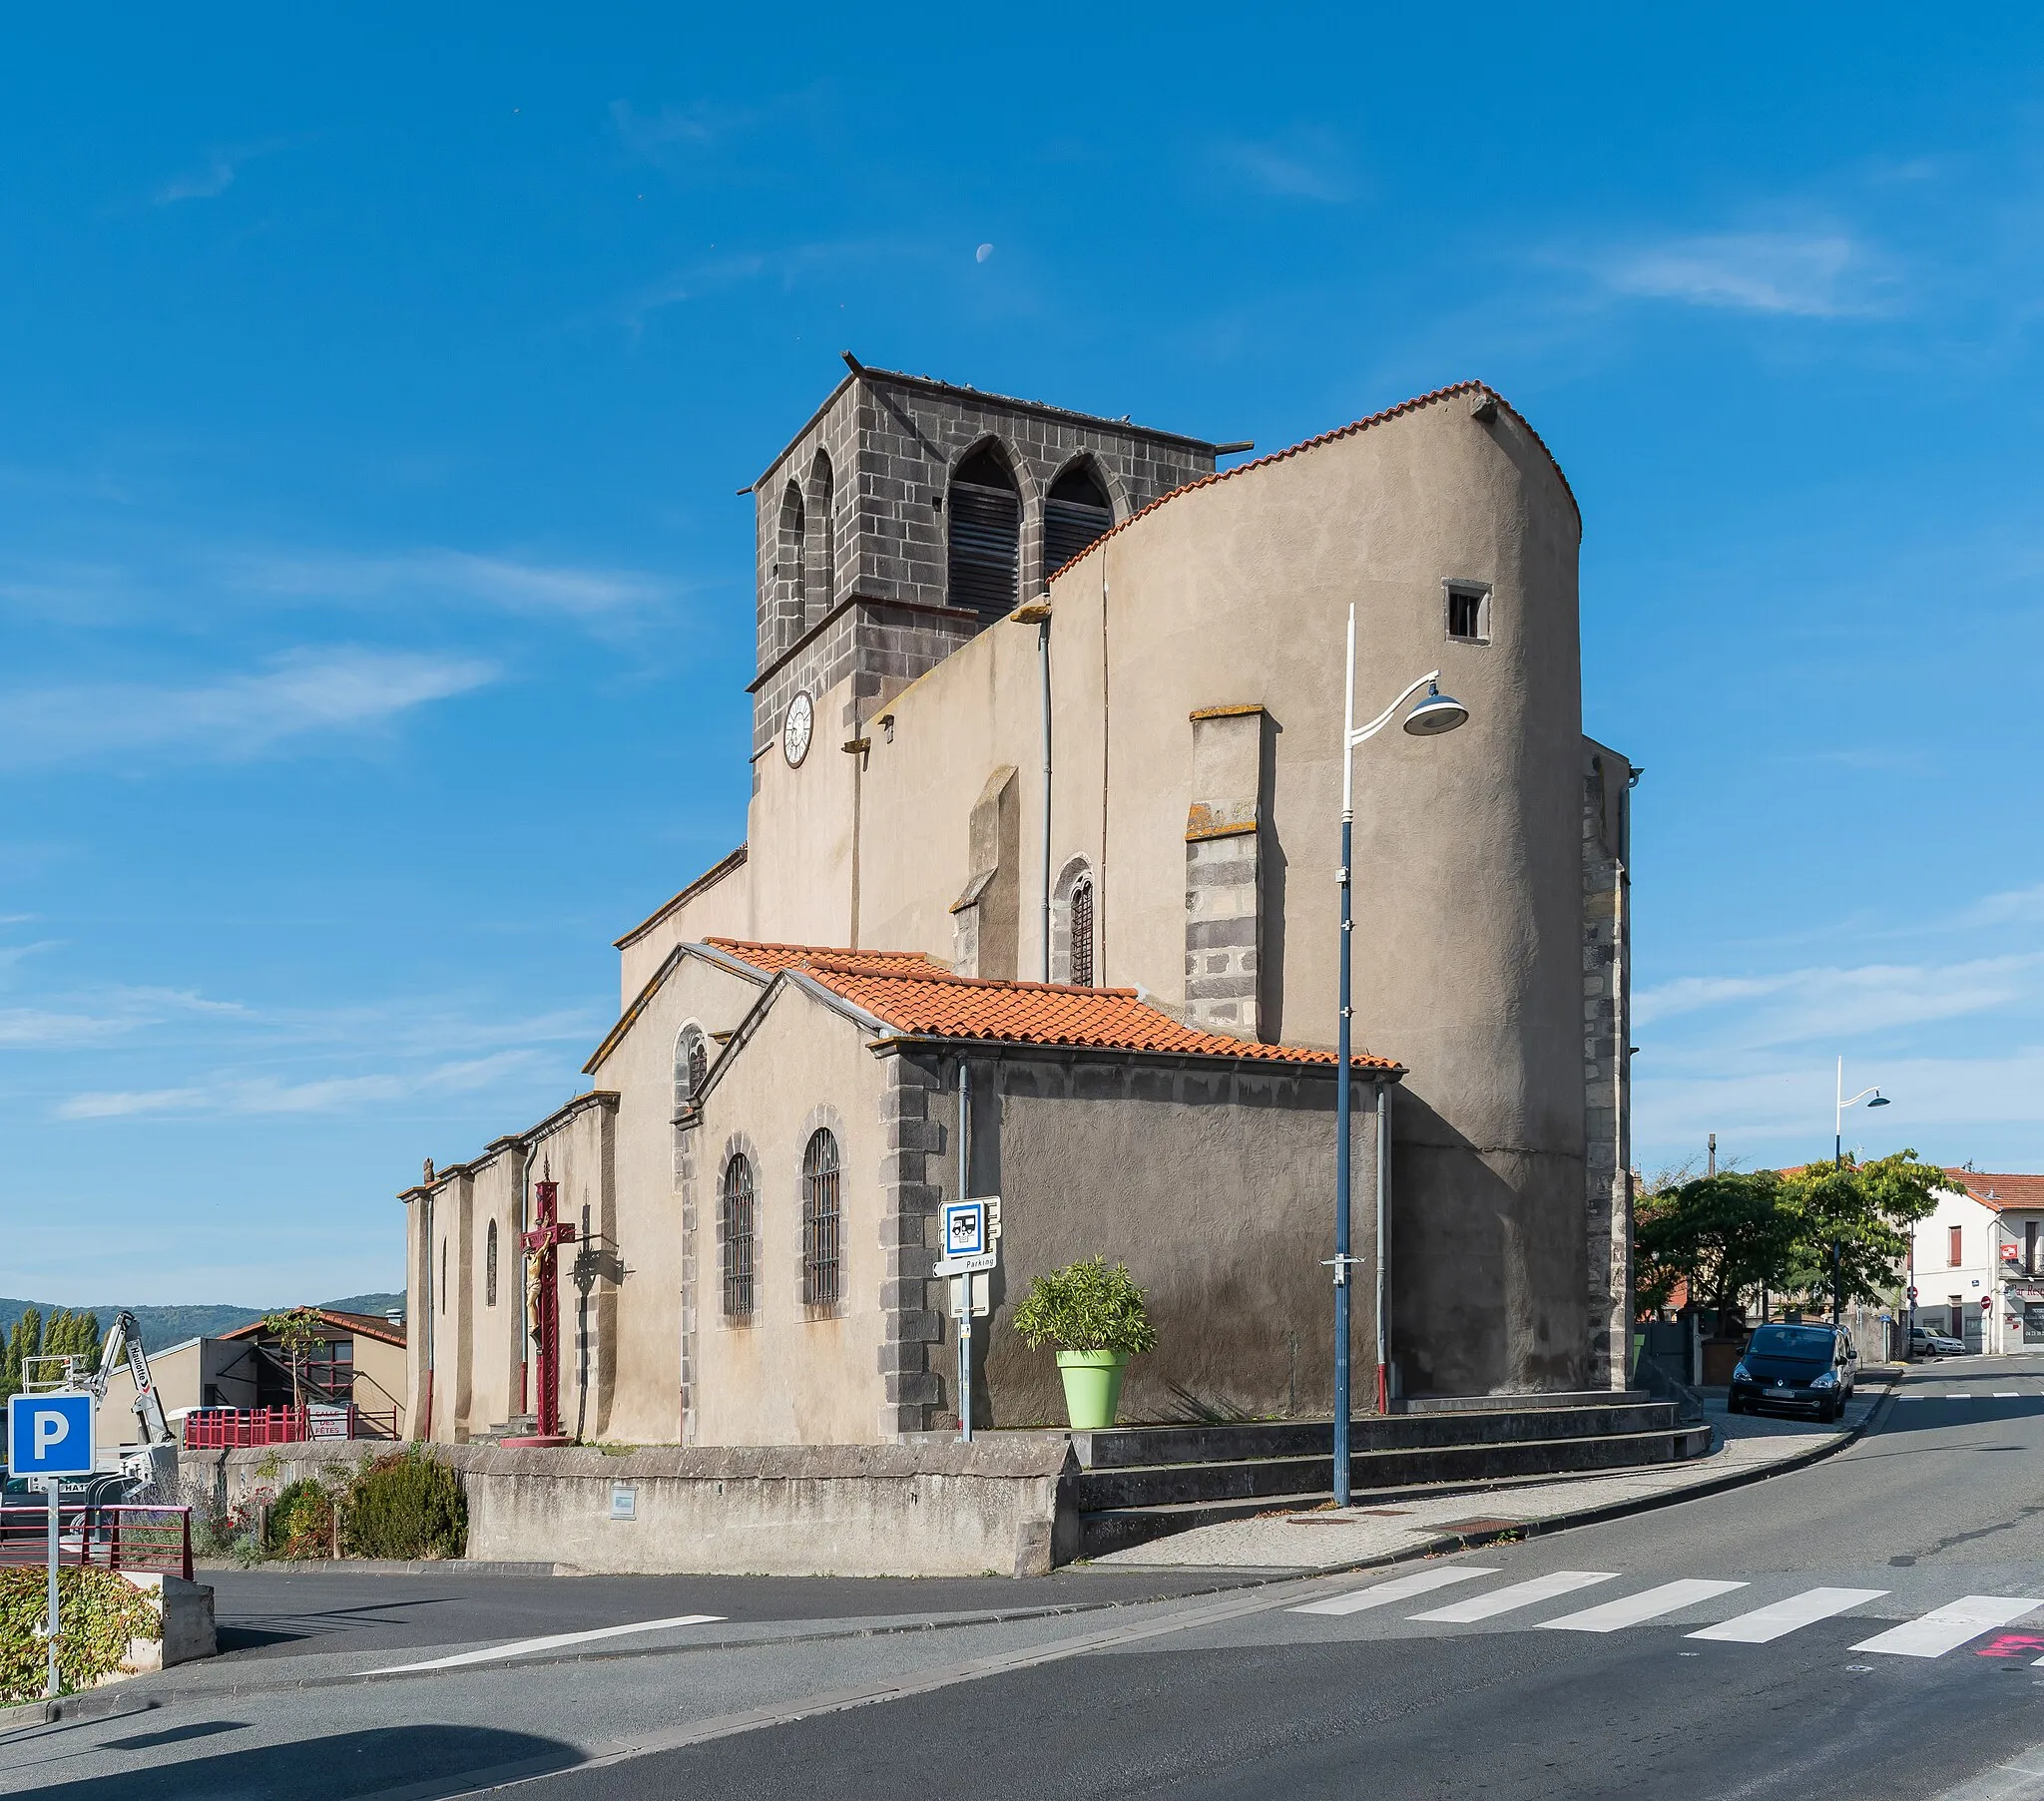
[781, 690, 814, 768]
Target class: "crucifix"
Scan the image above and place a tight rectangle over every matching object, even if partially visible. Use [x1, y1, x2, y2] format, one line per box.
[511, 1167, 576, 1445]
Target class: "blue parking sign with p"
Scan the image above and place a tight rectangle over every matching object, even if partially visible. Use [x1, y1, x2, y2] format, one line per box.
[7, 1392, 95, 1478]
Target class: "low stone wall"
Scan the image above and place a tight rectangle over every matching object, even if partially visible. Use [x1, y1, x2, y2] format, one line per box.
[179, 1440, 1077, 1578]
[119, 1575, 216, 1674]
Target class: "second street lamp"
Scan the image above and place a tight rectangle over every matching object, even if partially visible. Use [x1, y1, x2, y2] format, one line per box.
[1331, 604, 1468, 1508]
[1831, 1056, 1891, 1326]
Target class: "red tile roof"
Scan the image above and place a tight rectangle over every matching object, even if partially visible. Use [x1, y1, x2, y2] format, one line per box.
[707, 938, 952, 977]
[221, 1307, 406, 1347]
[797, 959, 1400, 1070]
[1046, 381, 1579, 585]
[1947, 1171, 2044, 1212]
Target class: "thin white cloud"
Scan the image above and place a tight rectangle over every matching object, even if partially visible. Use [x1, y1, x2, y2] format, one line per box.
[1634, 953, 2043, 1044]
[228, 549, 673, 620]
[609, 100, 727, 163]
[56, 1048, 554, 1121]
[1600, 230, 1887, 317]
[0, 986, 246, 1049]
[156, 153, 240, 204]
[1213, 130, 1354, 204]
[0, 647, 495, 767]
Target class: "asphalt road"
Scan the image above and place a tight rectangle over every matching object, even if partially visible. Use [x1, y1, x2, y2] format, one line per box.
[10, 1354, 2044, 1800]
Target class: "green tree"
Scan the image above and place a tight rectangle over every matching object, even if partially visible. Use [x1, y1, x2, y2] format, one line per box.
[1778, 1148, 1946, 1315]
[1634, 1171, 1796, 1321]
[260, 1307, 328, 1410]
[2, 1309, 44, 1402]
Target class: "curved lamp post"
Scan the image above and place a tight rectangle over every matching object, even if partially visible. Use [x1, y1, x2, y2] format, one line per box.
[1831, 1056, 1890, 1325]
[1333, 605, 1468, 1506]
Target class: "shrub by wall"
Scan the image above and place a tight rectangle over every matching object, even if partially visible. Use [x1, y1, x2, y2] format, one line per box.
[345, 1448, 466, 1561]
[0, 1567, 161, 1703]
[266, 1479, 336, 1561]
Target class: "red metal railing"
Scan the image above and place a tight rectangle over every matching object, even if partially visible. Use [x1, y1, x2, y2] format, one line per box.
[0, 1505, 193, 1581]
[181, 1405, 399, 1449]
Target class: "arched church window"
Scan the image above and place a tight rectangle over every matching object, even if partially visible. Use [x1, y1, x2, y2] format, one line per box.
[1043, 460, 1115, 576]
[722, 1153, 756, 1319]
[776, 480, 806, 653]
[946, 443, 1021, 622]
[1070, 873, 1095, 987]
[675, 1024, 709, 1116]
[485, 1218, 498, 1308]
[801, 1128, 842, 1309]
[1050, 857, 1097, 986]
[805, 450, 834, 631]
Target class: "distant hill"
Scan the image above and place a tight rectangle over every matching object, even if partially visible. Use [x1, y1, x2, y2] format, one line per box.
[0, 1291, 405, 1351]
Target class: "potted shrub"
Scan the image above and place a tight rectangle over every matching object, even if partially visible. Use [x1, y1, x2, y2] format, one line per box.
[1012, 1256, 1158, 1430]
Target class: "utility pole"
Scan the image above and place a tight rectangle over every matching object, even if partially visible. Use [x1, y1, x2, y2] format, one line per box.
[1707, 1132, 1716, 1178]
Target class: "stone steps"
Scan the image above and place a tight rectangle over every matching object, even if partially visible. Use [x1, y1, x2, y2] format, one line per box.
[1058, 1403, 1713, 1562]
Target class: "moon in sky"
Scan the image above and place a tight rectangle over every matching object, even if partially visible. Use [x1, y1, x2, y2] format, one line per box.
[975, 242, 993, 263]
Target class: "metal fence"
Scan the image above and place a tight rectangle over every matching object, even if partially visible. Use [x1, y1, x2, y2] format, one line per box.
[0, 1504, 193, 1581]
[181, 1404, 399, 1449]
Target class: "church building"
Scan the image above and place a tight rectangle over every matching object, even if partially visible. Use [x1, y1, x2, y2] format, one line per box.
[400, 365, 1635, 1448]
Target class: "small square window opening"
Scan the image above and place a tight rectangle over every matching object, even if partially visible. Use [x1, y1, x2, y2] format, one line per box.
[1445, 582, 1491, 644]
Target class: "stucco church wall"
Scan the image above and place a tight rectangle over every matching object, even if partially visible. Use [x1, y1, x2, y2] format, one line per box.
[617, 858, 759, 1010]
[949, 1053, 1385, 1428]
[686, 983, 890, 1446]
[594, 955, 766, 1445]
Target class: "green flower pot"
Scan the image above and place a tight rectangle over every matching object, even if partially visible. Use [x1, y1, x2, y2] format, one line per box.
[1056, 1349, 1130, 1430]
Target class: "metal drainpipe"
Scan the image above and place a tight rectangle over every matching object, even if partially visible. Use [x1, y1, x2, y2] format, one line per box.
[1375, 1081, 1392, 1415]
[1037, 615, 1052, 983]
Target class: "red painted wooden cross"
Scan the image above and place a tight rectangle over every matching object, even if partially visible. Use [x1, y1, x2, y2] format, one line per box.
[520, 1177, 577, 1440]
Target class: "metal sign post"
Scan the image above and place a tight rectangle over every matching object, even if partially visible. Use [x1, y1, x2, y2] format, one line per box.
[936, 1197, 1001, 1443]
[8, 1392, 97, 1699]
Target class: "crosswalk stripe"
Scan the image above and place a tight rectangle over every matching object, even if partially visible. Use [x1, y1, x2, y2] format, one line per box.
[1538, 1578, 1747, 1634]
[1410, 1570, 1618, 1623]
[1994, 1392, 2020, 1398]
[1850, 1596, 2044, 1658]
[1288, 1564, 1502, 1617]
[1688, 1586, 1889, 1643]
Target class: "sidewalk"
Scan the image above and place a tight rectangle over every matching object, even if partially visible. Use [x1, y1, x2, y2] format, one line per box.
[1087, 1373, 1896, 1573]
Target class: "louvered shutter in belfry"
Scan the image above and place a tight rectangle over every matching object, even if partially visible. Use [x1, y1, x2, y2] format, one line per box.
[947, 481, 1021, 620]
[1043, 496, 1114, 577]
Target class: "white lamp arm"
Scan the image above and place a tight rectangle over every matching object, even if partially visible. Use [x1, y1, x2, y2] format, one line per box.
[1348, 670, 1442, 748]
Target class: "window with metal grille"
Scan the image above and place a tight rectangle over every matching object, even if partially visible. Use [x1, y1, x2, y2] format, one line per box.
[1445, 581, 1491, 644]
[946, 445, 1020, 622]
[801, 1128, 842, 1308]
[485, 1218, 498, 1308]
[722, 1153, 756, 1319]
[1043, 462, 1114, 576]
[1070, 874, 1095, 987]
[676, 1025, 708, 1115]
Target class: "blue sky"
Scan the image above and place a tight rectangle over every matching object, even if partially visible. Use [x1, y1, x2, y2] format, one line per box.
[4, 8, 2041, 1304]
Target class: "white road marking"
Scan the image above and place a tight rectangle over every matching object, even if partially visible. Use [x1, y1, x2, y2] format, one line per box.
[363, 1612, 727, 1673]
[1689, 1586, 1889, 1643]
[1995, 1392, 2021, 1398]
[1409, 1571, 1617, 1623]
[1851, 1596, 2044, 1658]
[1288, 1564, 1501, 1616]
[1538, 1579, 1747, 1634]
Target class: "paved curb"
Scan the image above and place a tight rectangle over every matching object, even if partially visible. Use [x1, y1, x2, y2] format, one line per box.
[1299, 1367, 1905, 1578]
[0, 1689, 158, 1731]
[194, 1559, 555, 1577]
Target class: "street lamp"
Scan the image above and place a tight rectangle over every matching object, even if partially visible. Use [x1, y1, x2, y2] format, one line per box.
[1832, 1057, 1891, 1326]
[1332, 605, 1468, 1507]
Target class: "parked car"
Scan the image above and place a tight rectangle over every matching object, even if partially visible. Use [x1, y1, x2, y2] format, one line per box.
[1909, 1326, 1966, 1357]
[1728, 1323, 1859, 1421]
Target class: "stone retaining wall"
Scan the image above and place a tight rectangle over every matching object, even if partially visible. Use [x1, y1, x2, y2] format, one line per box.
[179, 1439, 1076, 1578]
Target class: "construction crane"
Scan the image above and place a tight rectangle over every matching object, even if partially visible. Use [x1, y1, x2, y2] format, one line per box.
[85, 1312, 173, 1452]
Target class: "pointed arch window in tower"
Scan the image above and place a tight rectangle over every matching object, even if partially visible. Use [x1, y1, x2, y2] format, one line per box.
[946, 444, 1021, 622]
[1044, 462, 1115, 576]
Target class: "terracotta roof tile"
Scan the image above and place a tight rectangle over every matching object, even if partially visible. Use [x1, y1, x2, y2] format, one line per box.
[1045, 380, 1578, 586]
[798, 960, 1399, 1070]
[706, 938, 952, 977]
[1947, 1170, 2044, 1212]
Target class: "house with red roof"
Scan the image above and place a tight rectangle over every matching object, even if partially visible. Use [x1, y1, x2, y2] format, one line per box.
[1910, 1171, 2044, 1354]
[399, 366, 1636, 1447]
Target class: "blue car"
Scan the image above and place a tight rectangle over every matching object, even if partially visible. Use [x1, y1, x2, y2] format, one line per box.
[1727, 1323, 1858, 1422]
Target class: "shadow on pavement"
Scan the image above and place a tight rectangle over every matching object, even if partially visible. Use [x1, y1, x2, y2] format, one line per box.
[216, 1595, 457, 1655]
[32, 1724, 582, 1800]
